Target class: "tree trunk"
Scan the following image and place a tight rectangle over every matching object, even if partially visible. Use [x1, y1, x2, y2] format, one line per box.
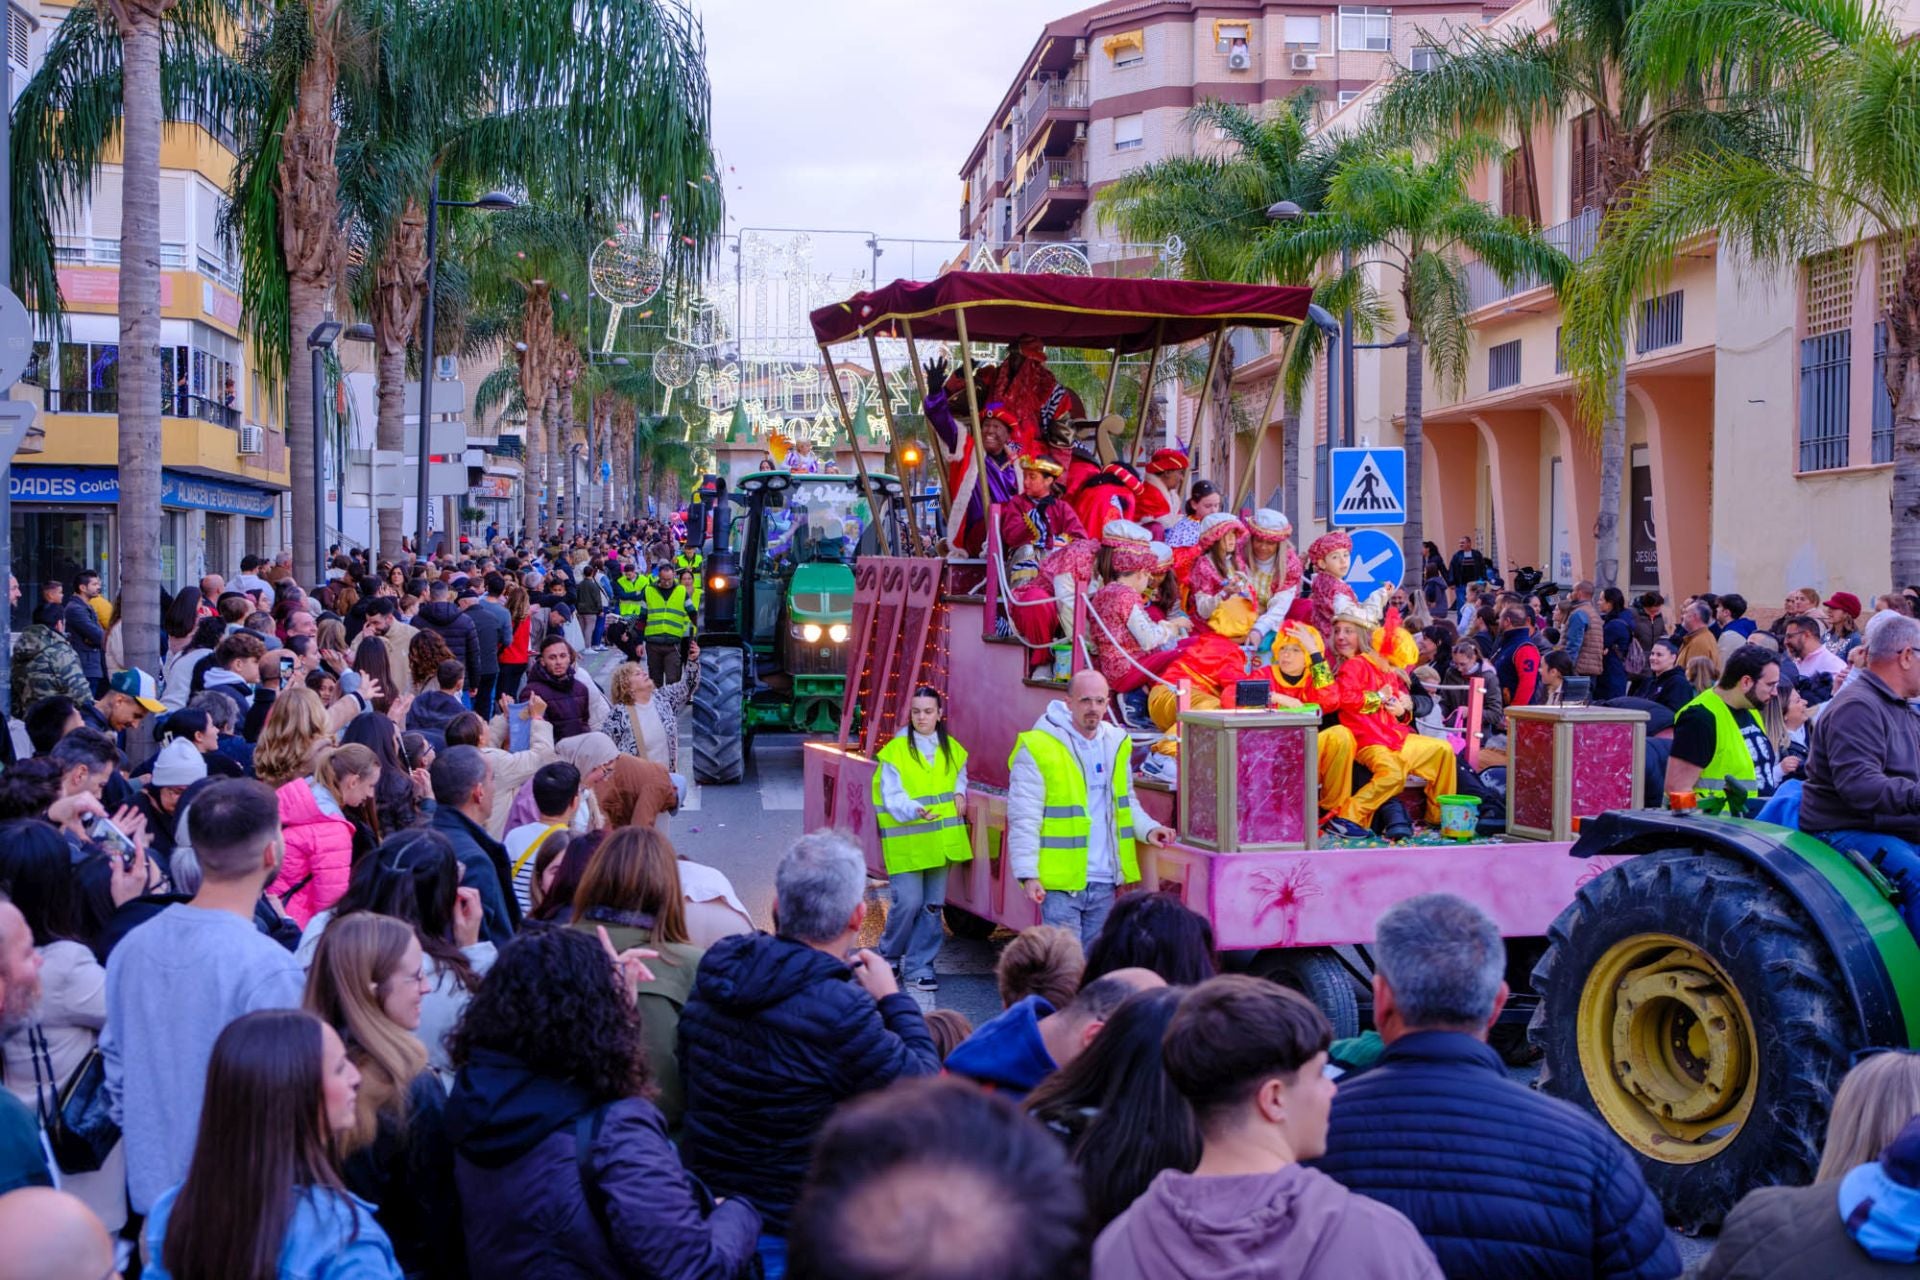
[109, 0, 168, 680]
[1402, 328, 1426, 577]
[543, 386, 559, 535]
[520, 399, 543, 543]
[372, 198, 426, 562]
[1593, 354, 1628, 592]
[278, 1, 343, 586]
[1888, 243, 1920, 588]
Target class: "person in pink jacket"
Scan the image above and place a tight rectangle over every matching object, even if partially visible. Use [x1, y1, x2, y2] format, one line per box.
[272, 743, 382, 926]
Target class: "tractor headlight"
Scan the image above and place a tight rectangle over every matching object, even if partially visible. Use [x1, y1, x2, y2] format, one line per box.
[801, 623, 823, 643]
[828, 623, 850, 643]
[709, 574, 729, 592]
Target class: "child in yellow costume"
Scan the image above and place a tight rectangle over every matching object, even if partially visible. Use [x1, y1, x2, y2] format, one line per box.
[1328, 600, 1457, 831]
[1260, 621, 1358, 824]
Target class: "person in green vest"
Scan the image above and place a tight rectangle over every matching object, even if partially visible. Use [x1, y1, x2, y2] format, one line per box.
[871, 687, 972, 992]
[1664, 643, 1781, 812]
[614, 565, 647, 618]
[674, 543, 704, 609]
[640, 563, 691, 688]
[1007, 669, 1174, 950]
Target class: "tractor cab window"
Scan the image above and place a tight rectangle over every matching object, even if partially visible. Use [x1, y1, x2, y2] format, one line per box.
[761, 481, 871, 573]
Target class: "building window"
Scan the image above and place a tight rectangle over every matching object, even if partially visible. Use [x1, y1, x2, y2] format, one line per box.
[1570, 110, 1603, 215]
[1410, 45, 1439, 72]
[1337, 91, 1362, 108]
[1105, 29, 1146, 68]
[52, 342, 119, 414]
[1338, 6, 1392, 51]
[1113, 113, 1144, 151]
[1284, 14, 1322, 45]
[1488, 339, 1522, 391]
[1635, 290, 1684, 353]
[1215, 20, 1252, 51]
[1500, 148, 1535, 224]
[7, 7, 30, 77]
[1798, 247, 1855, 472]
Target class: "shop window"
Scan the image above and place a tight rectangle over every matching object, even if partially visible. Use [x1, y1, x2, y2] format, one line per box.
[1338, 6, 1392, 52]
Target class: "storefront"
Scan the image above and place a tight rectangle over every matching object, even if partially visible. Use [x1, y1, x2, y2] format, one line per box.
[8, 464, 283, 624]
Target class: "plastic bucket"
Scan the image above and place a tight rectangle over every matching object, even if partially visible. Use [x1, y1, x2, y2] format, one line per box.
[1051, 640, 1074, 681]
[1436, 794, 1481, 841]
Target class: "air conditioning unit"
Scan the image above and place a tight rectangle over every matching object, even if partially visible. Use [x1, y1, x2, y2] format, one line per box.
[1227, 45, 1252, 71]
[1073, 121, 1087, 142]
[1290, 51, 1317, 72]
[1073, 37, 1087, 57]
[237, 424, 264, 455]
[434, 355, 457, 380]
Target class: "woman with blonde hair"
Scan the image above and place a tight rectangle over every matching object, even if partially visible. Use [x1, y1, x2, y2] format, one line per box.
[254, 686, 337, 787]
[567, 826, 702, 1128]
[305, 912, 458, 1278]
[1699, 1050, 1920, 1278]
[599, 652, 700, 773]
[274, 742, 383, 925]
[1685, 653, 1721, 694]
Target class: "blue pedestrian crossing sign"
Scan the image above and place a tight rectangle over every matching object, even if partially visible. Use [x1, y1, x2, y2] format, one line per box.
[1344, 529, 1405, 596]
[1330, 447, 1406, 527]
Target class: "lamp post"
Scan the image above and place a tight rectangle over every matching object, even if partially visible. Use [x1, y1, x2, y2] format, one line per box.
[416, 180, 516, 562]
[338, 323, 374, 555]
[306, 322, 343, 583]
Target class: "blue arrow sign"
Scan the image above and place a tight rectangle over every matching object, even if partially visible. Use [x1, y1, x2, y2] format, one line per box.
[1330, 447, 1406, 527]
[1345, 528, 1405, 597]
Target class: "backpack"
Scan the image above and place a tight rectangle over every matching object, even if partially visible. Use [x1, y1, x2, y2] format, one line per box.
[1622, 636, 1649, 678]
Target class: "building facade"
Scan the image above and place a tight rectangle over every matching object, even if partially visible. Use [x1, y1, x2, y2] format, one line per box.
[6, 0, 291, 609]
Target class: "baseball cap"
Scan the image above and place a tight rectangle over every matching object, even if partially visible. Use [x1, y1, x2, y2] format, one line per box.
[110, 668, 166, 713]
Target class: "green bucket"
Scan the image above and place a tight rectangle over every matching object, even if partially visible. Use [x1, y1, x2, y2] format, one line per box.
[1436, 794, 1481, 841]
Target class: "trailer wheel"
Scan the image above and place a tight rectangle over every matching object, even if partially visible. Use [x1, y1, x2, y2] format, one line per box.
[943, 904, 997, 941]
[1251, 948, 1360, 1040]
[1531, 849, 1857, 1232]
[691, 647, 745, 785]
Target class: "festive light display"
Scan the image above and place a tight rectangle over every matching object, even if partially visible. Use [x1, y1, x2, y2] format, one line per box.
[588, 231, 665, 353]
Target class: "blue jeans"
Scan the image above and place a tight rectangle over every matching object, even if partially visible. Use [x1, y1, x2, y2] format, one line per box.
[1819, 829, 1920, 935]
[592, 611, 608, 646]
[757, 1234, 787, 1279]
[878, 864, 949, 983]
[1041, 882, 1117, 951]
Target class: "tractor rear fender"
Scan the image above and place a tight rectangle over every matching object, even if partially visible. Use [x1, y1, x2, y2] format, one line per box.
[1571, 810, 1920, 1048]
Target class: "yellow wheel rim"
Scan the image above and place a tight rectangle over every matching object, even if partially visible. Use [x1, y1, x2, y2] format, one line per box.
[1575, 932, 1758, 1163]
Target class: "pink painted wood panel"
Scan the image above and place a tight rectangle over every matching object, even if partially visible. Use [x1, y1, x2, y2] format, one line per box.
[1185, 723, 1222, 844]
[941, 598, 1068, 790]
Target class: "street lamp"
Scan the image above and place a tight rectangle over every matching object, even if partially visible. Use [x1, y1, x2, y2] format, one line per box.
[1269, 201, 1359, 448]
[416, 182, 516, 561]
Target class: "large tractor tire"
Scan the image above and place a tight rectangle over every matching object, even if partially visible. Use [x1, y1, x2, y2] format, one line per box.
[1251, 948, 1362, 1040]
[690, 647, 746, 785]
[1531, 849, 1857, 1232]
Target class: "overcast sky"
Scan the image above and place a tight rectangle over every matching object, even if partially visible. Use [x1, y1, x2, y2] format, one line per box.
[695, 0, 1044, 281]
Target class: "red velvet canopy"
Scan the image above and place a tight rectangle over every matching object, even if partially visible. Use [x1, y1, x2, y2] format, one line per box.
[809, 271, 1311, 352]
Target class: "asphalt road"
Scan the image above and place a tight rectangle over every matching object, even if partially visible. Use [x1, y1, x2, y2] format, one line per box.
[580, 641, 1717, 1267]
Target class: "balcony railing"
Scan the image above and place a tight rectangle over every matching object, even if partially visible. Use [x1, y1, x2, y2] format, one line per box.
[1466, 206, 1599, 311]
[1017, 158, 1088, 224]
[56, 238, 198, 272]
[1020, 78, 1089, 142]
[43, 386, 240, 428]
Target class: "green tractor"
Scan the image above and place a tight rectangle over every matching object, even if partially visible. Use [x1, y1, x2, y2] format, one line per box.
[686, 470, 905, 784]
[1534, 809, 1920, 1231]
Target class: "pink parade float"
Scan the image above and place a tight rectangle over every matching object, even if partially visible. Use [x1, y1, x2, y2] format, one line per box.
[800, 272, 1650, 1037]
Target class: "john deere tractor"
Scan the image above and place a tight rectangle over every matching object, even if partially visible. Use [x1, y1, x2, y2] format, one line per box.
[686, 470, 904, 784]
[1532, 809, 1920, 1231]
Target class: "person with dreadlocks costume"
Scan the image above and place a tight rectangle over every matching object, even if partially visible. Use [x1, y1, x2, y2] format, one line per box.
[1328, 596, 1458, 839]
[961, 336, 1085, 454]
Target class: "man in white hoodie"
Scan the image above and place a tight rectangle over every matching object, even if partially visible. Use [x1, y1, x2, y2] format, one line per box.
[1008, 669, 1172, 949]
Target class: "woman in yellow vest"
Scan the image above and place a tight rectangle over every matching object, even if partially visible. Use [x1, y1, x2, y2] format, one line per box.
[872, 685, 970, 992]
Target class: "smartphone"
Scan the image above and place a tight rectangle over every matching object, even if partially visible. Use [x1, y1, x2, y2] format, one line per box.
[90, 816, 138, 870]
[279, 655, 296, 677]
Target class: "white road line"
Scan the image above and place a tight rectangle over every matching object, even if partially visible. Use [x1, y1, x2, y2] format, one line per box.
[758, 781, 805, 811]
[682, 782, 703, 811]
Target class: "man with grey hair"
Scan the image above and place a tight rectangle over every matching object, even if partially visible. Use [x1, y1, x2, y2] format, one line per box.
[1315, 893, 1676, 1279]
[0, 891, 53, 1194]
[678, 829, 940, 1278]
[1800, 609, 1920, 934]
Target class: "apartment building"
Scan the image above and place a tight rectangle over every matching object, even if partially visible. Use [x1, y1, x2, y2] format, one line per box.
[5, 0, 290, 608]
[1282, 0, 1920, 603]
[956, 0, 1504, 266]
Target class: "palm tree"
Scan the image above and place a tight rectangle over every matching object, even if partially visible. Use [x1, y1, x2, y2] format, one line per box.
[1564, 0, 1920, 584]
[10, 0, 255, 677]
[1247, 136, 1571, 569]
[1374, 0, 1786, 589]
[1096, 97, 1366, 511]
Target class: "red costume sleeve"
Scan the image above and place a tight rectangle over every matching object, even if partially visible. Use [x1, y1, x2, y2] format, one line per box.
[999, 498, 1037, 552]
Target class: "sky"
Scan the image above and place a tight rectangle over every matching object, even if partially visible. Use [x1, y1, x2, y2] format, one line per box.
[694, 0, 1048, 282]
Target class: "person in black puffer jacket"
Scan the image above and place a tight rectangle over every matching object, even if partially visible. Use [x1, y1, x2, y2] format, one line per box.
[414, 582, 482, 681]
[1314, 893, 1679, 1280]
[445, 926, 760, 1280]
[677, 832, 940, 1268]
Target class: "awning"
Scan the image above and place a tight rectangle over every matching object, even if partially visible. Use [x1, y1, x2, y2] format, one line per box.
[809, 271, 1311, 352]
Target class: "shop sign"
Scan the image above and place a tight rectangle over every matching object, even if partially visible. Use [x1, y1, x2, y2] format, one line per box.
[9, 464, 279, 517]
